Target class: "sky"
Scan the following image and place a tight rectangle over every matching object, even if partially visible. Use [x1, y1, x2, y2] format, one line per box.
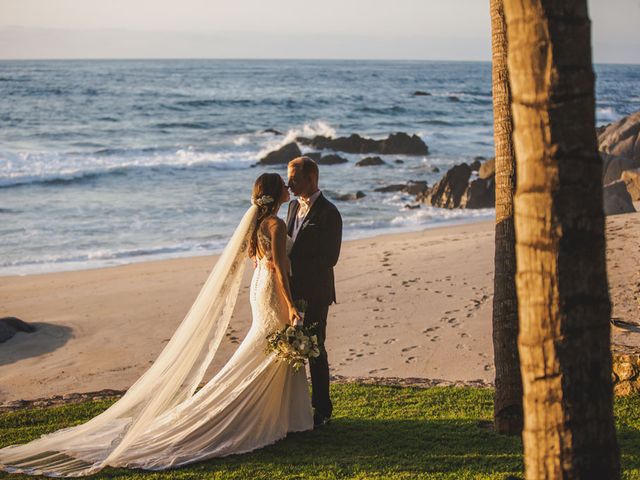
[0, 0, 638, 63]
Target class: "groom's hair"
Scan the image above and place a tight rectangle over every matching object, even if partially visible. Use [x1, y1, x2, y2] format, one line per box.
[290, 156, 319, 181]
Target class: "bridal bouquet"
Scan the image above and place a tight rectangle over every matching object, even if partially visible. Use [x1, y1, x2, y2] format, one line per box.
[265, 300, 320, 371]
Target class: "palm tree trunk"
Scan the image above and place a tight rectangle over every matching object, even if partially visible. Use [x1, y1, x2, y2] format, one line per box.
[503, 0, 620, 477]
[490, 0, 522, 436]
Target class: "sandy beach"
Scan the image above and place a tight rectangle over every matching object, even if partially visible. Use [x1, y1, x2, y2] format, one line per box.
[1, 212, 639, 403]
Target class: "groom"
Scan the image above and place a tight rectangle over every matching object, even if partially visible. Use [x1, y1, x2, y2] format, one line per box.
[286, 156, 342, 428]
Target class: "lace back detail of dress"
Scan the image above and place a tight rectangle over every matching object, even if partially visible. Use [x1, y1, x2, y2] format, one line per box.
[256, 227, 273, 262]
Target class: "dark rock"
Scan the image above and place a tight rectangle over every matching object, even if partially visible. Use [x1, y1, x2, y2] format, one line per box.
[335, 191, 366, 201]
[0, 317, 35, 343]
[423, 163, 472, 208]
[448, 96, 461, 102]
[404, 180, 429, 196]
[375, 180, 428, 196]
[460, 177, 495, 209]
[413, 91, 431, 96]
[318, 154, 348, 165]
[474, 156, 486, 162]
[259, 142, 301, 165]
[404, 204, 421, 209]
[604, 180, 636, 216]
[262, 128, 282, 135]
[470, 160, 482, 172]
[478, 158, 496, 180]
[374, 184, 406, 193]
[395, 159, 404, 164]
[356, 156, 386, 167]
[431, 166, 440, 173]
[305, 152, 322, 162]
[296, 132, 428, 155]
[603, 154, 640, 184]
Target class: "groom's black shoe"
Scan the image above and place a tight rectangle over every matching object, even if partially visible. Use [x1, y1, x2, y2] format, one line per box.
[313, 412, 331, 429]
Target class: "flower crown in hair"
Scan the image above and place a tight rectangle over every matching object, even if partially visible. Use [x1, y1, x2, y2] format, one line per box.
[252, 195, 274, 207]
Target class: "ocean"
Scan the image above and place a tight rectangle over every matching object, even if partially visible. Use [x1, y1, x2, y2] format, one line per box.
[1, 59, 639, 275]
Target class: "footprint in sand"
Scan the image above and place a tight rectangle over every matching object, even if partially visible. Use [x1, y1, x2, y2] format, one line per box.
[401, 345, 418, 352]
[369, 367, 389, 374]
[405, 356, 417, 364]
[384, 338, 397, 344]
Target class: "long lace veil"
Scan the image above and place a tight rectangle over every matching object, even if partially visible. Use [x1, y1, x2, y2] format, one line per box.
[0, 204, 259, 477]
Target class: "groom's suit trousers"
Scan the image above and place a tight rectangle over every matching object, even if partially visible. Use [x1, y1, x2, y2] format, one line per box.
[304, 301, 331, 418]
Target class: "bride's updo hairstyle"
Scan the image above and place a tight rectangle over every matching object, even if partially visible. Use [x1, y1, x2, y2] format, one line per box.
[248, 173, 285, 258]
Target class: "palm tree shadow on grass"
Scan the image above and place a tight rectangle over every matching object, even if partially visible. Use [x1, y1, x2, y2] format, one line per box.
[101, 418, 525, 478]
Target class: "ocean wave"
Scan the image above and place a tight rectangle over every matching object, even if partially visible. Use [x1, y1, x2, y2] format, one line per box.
[596, 107, 621, 123]
[0, 148, 257, 189]
[154, 121, 215, 130]
[175, 98, 253, 108]
[0, 241, 226, 276]
[257, 121, 337, 159]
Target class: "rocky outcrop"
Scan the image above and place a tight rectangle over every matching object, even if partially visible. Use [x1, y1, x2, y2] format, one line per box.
[621, 169, 640, 201]
[296, 132, 429, 155]
[259, 142, 301, 165]
[318, 154, 348, 165]
[417, 158, 495, 210]
[603, 155, 639, 185]
[262, 128, 282, 135]
[478, 158, 495, 180]
[598, 110, 640, 162]
[0, 317, 36, 343]
[599, 110, 640, 183]
[413, 91, 431, 96]
[334, 191, 366, 201]
[375, 181, 428, 196]
[460, 177, 495, 209]
[356, 156, 386, 167]
[603, 180, 637, 216]
[422, 163, 472, 208]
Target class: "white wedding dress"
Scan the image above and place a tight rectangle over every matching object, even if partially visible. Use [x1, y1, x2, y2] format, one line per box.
[0, 206, 313, 477]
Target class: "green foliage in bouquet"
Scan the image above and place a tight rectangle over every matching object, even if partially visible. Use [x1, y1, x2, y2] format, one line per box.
[266, 323, 319, 372]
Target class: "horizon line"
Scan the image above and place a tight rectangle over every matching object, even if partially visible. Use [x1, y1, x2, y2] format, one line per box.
[0, 57, 638, 66]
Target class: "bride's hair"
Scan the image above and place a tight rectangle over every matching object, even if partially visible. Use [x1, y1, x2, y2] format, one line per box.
[248, 173, 285, 258]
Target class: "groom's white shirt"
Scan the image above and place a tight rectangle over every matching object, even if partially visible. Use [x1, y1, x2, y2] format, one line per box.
[291, 189, 321, 242]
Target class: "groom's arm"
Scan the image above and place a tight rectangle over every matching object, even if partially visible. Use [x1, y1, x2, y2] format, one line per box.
[319, 207, 342, 268]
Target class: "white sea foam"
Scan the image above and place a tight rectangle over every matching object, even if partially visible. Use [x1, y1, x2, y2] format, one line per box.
[596, 107, 620, 123]
[0, 147, 258, 188]
[256, 121, 337, 159]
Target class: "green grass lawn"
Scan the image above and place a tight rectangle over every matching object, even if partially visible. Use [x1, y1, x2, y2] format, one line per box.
[1, 385, 638, 479]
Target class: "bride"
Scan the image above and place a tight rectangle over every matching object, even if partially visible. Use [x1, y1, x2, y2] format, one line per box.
[0, 173, 314, 477]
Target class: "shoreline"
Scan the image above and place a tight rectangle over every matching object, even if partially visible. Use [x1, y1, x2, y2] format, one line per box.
[0, 213, 495, 278]
[1, 213, 638, 403]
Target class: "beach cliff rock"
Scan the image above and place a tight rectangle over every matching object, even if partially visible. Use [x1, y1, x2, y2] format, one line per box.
[604, 180, 637, 216]
[621, 169, 640, 201]
[421, 163, 472, 208]
[296, 132, 428, 155]
[599, 110, 640, 183]
[460, 177, 495, 209]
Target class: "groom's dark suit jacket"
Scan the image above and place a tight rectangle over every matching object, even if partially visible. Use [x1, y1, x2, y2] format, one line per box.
[287, 192, 342, 306]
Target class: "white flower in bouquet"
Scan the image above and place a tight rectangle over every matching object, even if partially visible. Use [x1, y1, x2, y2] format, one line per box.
[264, 320, 320, 372]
